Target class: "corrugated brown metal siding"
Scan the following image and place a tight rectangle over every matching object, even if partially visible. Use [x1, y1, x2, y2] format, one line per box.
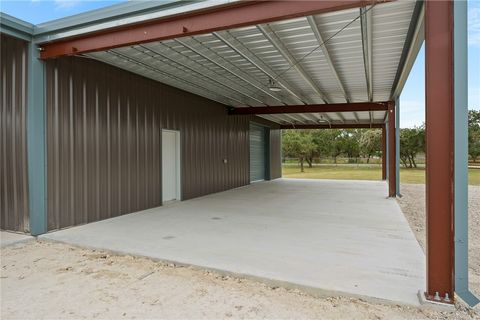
[0, 34, 30, 232]
[269, 128, 282, 179]
[46, 57, 277, 230]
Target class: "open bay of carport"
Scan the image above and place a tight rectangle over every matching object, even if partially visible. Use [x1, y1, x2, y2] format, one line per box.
[40, 178, 425, 306]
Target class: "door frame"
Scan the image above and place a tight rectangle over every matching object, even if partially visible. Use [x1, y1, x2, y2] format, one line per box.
[249, 122, 271, 183]
[162, 129, 182, 203]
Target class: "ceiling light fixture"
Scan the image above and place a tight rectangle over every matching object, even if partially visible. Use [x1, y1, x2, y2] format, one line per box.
[268, 78, 282, 92]
[318, 115, 327, 123]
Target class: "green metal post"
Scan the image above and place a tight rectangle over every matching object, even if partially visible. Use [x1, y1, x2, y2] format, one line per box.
[395, 97, 400, 196]
[27, 41, 47, 235]
[453, 0, 479, 307]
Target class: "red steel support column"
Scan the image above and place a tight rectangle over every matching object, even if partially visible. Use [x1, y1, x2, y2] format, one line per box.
[425, 0, 454, 302]
[387, 102, 396, 197]
[382, 125, 387, 181]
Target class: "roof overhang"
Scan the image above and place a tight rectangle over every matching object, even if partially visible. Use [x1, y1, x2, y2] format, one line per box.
[1, 0, 424, 127]
[0, 13, 34, 41]
[37, 0, 380, 59]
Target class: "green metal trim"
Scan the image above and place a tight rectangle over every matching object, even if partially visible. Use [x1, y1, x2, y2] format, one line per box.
[265, 128, 271, 180]
[453, 0, 479, 307]
[395, 97, 401, 196]
[31, 0, 233, 44]
[249, 121, 270, 182]
[386, 119, 389, 180]
[27, 41, 47, 236]
[390, 0, 424, 99]
[0, 12, 34, 41]
[33, 0, 183, 35]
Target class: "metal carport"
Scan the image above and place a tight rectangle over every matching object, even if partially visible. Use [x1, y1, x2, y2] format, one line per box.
[0, 0, 477, 306]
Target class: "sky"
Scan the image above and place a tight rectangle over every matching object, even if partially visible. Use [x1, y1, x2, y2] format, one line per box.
[1, 0, 479, 128]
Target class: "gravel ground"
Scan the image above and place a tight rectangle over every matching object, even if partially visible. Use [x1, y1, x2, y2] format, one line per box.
[0, 185, 478, 319]
[397, 184, 480, 300]
[0, 241, 478, 319]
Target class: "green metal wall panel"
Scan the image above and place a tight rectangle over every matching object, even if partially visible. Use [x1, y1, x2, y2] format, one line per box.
[249, 123, 267, 182]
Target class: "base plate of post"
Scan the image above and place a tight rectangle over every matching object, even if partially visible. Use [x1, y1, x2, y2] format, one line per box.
[418, 291, 455, 311]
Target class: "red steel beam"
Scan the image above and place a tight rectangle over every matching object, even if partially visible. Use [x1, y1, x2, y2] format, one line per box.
[382, 125, 386, 180]
[280, 124, 383, 129]
[231, 102, 389, 115]
[387, 101, 396, 197]
[425, 0, 454, 303]
[40, 0, 383, 59]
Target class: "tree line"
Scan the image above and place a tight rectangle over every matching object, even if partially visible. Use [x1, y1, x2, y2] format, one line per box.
[282, 110, 480, 172]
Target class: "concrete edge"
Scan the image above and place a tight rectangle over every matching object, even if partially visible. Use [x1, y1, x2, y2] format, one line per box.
[0, 234, 36, 248]
[38, 236, 425, 309]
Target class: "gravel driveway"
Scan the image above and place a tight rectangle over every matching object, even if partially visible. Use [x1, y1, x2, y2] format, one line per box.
[397, 184, 480, 299]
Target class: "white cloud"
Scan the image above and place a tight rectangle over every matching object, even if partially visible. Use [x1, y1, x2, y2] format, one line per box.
[469, 6, 480, 46]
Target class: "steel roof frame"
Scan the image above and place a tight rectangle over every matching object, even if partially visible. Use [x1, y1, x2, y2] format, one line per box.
[307, 16, 350, 103]
[390, 0, 425, 99]
[132, 43, 265, 106]
[100, 49, 244, 106]
[360, 6, 373, 102]
[257, 23, 330, 104]
[0, 12, 34, 41]
[280, 123, 383, 129]
[229, 102, 388, 115]
[38, 0, 379, 59]
[213, 30, 307, 105]
[173, 37, 287, 105]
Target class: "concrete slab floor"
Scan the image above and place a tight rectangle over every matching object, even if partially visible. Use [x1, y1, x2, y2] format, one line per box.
[1, 231, 34, 248]
[41, 178, 426, 306]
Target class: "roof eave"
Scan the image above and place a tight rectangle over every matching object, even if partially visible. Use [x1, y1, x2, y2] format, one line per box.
[0, 12, 34, 41]
[32, 0, 240, 44]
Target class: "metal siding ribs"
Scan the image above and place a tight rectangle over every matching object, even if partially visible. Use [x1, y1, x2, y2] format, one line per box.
[45, 56, 280, 230]
[0, 34, 30, 232]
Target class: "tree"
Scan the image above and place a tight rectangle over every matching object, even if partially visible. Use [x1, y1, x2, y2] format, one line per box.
[399, 126, 424, 168]
[310, 129, 340, 164]
[469, 110, 480, 162]
[359, 130, 381, 163]
[469, 110, 480, 130]
[341, 130, 361, 163]
[282, 130, 316, 172]
[329, 130, 346, 164]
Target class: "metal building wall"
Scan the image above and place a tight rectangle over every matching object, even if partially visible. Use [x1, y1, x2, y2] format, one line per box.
[0, 34, 30, 232]
[45, 57, 280, 230]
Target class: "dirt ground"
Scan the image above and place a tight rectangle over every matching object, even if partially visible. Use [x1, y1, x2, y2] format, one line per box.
[0, 185, 479, 319]
[398, 184, 480, 299]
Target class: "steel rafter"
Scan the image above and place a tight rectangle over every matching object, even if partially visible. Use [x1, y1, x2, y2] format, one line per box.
[281, 123, 383, 129]
[213, 30, 307, 105]
[104, 49, 243, 106]
[39, 0, 376, 59]
[174, 37, 285, 105]
[229, 102, 389, 115]
[360, 6, 373, 101]
[138, 43, 264, 106]
[257, 24, 330, 103]
[307, 16, 350, 103]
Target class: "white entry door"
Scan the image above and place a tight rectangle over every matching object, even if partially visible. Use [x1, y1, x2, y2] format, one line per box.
[162, 130, 180, 203]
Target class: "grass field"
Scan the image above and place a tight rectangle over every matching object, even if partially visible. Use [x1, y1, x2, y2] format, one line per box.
[282, 164, 480, 185]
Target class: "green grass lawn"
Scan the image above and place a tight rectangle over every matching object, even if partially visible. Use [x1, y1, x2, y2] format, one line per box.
[282, 164, 480, 185]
